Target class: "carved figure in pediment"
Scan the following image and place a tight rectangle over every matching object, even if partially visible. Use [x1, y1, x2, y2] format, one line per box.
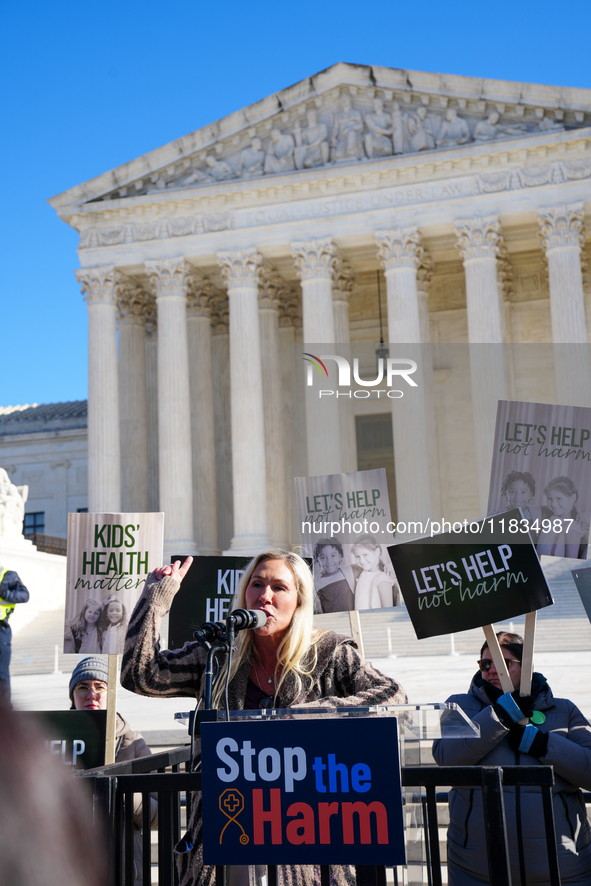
[436, 107, 471, 147]
[538, 114, 564, 133]
[294, 110, 329, 170]
[172, 166, 212, 188]
[473, 111, 501, 143]
[238, 137, 265, 177]
[205, 154, 233, 181]
[408, 106, 436, 152]
[391, 102, 405, 154]
[264, 129, 296, 174]
[364, 99, 393, 159]
[331, 94, 364, 162]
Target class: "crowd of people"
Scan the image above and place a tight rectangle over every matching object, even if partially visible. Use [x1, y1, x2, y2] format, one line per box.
[6, 547, 591, 886]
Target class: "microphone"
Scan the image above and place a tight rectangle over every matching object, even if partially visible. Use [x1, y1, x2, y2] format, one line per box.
[193, 621, 226, 643]
[228, 609, 267, 631]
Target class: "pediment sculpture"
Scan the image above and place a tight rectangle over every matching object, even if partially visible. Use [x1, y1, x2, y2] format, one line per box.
[102, 90, 576, 202]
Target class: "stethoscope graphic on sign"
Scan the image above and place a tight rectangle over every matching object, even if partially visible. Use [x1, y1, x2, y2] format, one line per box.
[219, 788, 249, 844]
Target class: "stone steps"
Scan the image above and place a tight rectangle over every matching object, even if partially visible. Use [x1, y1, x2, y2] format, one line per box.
[10, 574, 591, 678]
[315, 577, 591, 658]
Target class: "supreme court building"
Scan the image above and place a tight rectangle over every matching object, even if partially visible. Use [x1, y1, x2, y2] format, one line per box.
[48, 63, 591, 557]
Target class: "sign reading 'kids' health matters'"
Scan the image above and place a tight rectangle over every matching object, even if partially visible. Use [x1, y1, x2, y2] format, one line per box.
[387, 510, 553, 640]
[201, 717, 405, 866]
[64, 512, 164, 655]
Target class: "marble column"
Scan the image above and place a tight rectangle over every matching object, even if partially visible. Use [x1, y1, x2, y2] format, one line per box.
[416, 255, 442, 517]
[218, 249, 270, 554]
[455, 216, 509, 511]
[144, 305, 159, 512]
[115, 275, 149, 513]
[259, 269, 289, 547]
[292, 238, 342, 477]
[146, 259, 197, 557]
[186, 275, 219, 555]
[332, 259, 358, 473]
[375, 228, 424, 343]
[375, 228, 433, 525]
[76, 267, 121, 512]
[278, 292, 302, 547]
[211, 293, 234, 552]
[538, 203, 590, 406]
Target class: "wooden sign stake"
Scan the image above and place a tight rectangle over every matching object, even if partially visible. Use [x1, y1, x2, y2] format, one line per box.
[105, 654, 119, 765]
[519, 611, 536, 696]
[481, 624, 514, 694]
[349, 610, 365, 659]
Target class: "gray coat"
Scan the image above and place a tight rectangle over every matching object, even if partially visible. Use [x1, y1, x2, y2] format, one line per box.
[433, 673, 591, 886]
[121, 572, 407, 886]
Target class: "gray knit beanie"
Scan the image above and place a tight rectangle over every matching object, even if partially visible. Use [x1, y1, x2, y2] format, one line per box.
[69, 656, 109, 703]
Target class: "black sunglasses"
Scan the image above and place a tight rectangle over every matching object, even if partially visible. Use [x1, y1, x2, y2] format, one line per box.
[477, 658, 521, 672]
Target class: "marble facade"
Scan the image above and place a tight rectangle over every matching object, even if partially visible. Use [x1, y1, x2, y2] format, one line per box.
[48, 63, 591, 556]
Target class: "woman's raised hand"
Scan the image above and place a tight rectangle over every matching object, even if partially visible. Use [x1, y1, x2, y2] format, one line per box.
[153, 557, 194, 583]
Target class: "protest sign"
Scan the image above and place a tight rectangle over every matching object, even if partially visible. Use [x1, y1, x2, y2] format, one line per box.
[64, 512, 164, 655]
[169, 556, 249, 649]
[387, 511, 553, 640]
[487, 400, 591, 560]
[169, 555, 313, 649]
[295, 469, 399, 615]
[201, 717, 405, 866]
[18, 711, 107, 770]
[571, 565, 591, 624]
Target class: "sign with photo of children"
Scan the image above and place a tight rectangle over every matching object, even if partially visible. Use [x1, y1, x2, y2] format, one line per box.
[64, 512, 164, 655]
[295, 468, 401, 614]
[487, 401, 591, 560]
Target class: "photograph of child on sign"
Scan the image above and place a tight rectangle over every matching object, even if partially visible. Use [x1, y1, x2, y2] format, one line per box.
[313, 534, 401, 613]
[488, 400, 591, 561]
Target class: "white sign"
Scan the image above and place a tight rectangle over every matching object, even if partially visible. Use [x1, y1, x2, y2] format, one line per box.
[64, 512, 164, 654]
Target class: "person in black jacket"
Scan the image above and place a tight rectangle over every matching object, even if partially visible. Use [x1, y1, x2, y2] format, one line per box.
[0, 563, 29, 702]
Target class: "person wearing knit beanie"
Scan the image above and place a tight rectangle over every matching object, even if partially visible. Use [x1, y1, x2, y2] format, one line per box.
[69, 657, 108, 710]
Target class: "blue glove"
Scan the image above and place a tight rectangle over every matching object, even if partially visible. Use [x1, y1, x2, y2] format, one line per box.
[509, 723, 549, 757]
[494, 691, 534, 727]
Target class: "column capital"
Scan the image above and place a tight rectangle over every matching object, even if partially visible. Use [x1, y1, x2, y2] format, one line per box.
[259, 268, 289, 312]
[497, 244, 514, 299]
[217, 249, 263, 289]
[455, 216, 501, 261]
[115, 273, 151, 324]
[211, 291, 230, 334]
[333, 259, 356, 304]
[75, 266, 116, 307]
[375, 228, 423, 271]
[416, 254, 434, 291]
[145, 258, 188, 298]
[538, 203, 585, 252]
[291, 238, 338, 281]
[186, 273, 218, 317]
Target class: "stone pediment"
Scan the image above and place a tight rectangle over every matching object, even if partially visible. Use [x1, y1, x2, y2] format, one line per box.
[49, 62, 591, 212]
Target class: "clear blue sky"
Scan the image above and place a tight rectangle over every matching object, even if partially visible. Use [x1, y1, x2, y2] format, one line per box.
[2, 0, 591, 406]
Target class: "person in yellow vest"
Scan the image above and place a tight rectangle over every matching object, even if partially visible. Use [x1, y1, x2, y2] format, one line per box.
[0, 566, 29, 702]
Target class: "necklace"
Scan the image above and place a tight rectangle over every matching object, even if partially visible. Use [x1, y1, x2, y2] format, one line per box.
[258, 660, 275, 685]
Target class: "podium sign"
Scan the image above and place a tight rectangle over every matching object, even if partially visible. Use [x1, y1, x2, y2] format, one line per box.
[201, 716, 405, 865]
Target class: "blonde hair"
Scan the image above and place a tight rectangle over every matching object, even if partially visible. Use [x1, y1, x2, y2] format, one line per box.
[211, 549, 326, 707]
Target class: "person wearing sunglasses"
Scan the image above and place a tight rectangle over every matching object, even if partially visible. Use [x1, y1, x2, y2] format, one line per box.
[433, 631, 591, 886]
